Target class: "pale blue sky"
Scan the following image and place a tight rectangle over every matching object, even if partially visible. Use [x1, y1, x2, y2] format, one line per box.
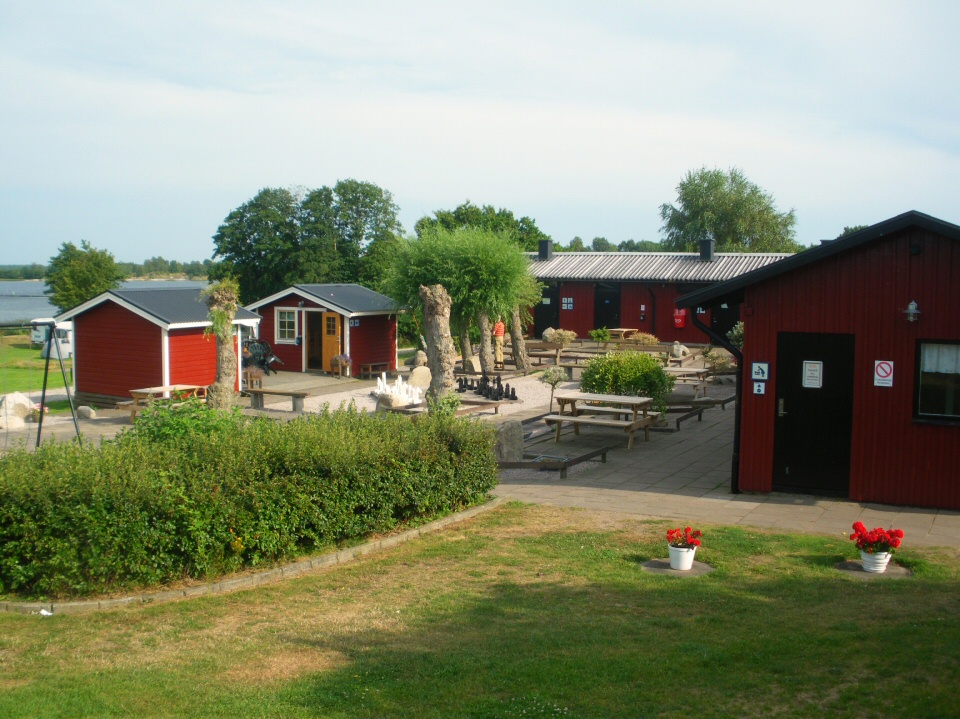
[2, 1, 958, 264]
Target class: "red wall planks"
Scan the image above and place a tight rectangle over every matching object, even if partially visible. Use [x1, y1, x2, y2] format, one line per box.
[738, 227, 960, 509]
[74, 303, 162, 396]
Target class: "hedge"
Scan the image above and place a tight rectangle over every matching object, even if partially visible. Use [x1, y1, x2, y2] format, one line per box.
[0, 404, 497, 598]
[579, 351, 675, 413]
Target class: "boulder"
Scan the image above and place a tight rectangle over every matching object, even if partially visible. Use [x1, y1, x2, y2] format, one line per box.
[542, 327, 556, 342]
[462, 355, 482, 373]
[405, 350, 428, 367]
[0, 392, 34, 430]
[408, 366, 432, 390]
[494, 420, 524, 462]
[77, 405, 97, 419]
[375, 393, 410, 412]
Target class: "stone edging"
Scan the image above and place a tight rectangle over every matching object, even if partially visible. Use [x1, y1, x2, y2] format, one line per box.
[1, 496, 508, 616]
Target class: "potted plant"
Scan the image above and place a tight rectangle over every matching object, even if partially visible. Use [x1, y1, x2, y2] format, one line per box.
[666, 526, 702, 571]
[27, 403, 49, 422]
[850, 521, 903, 573]
[330, 354, 352, 378]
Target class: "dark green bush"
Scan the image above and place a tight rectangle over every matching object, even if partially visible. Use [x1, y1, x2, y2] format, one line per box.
[0, 404, 496, 598]
[579, 351, 675, 413]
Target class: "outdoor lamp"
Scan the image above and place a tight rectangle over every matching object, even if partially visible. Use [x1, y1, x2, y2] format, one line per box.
[903, 301, 920, 322]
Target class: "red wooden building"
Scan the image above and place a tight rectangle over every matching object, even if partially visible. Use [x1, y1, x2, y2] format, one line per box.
[245, 284, 399, 374]
[528, 240, 790, 343]
[56, 288, 261, 404]
[678, 211, 960, 510]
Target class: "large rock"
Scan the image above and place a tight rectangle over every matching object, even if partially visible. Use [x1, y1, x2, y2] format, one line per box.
[375, 393, 410, 412]
[77, 405, 97, 419]
[405, 350, 428, 367]
[495, 420, 524, 462]
[462, 355, 482, 373]
[408, 366, 432, 390]
[0, 392, 34, 430]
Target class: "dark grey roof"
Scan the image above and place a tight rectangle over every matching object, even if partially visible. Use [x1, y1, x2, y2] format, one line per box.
[294, 284, 399, 314]
[676, 210, 960, 310]
[527, 252, 791, 283]
[107, 288, 259, 325]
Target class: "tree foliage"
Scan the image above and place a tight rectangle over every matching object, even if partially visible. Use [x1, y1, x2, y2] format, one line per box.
[45, 240, 126, 313]
[659, 168, 801, 253]
[839, 224, 869, 237]
[415, 200, 551, 251]
[212, 181, 401, 303]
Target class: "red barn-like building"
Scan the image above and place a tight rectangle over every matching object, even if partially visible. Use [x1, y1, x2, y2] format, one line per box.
[245, 284, 399, 375]
[528, 240, 791, 343]
[678, 211, 960, 510]
[56, 288, 261, 405]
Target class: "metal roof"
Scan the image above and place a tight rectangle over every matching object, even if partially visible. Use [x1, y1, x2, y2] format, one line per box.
[245, 284, 399, 315]
[57, 288, 260, 328]
[676, 210, 960, 310]
[527, 252, 792, 283]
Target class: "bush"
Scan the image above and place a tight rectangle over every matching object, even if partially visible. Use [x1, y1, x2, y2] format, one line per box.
[727, 321, 744, 350]
[0, 405, 497, 598]
[579, 352, 675, 413]
[630, 332, 659, 345]
[588, 327, 611, 345]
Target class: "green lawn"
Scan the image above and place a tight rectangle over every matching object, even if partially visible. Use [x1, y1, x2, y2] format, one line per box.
[0, 331, 72, 394]
[1, 503, 958, 718]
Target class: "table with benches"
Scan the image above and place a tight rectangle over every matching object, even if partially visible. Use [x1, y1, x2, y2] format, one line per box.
[245, 388, 310, 413]
[664, 366, 710, 398]
[120, 384, 206, 422]
[358, 362, 390, 379]
[544, 391, 659, 450]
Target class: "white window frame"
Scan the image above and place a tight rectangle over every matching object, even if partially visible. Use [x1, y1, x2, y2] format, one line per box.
[916, 341, 960, 421]
[275, 307, 299, 344]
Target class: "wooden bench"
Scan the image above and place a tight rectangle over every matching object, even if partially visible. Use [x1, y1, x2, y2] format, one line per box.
[498, 445, 613, 479]
[359, 362, 389, 379]
[245, 388, 309, 412]
[542, 412, 658, 449]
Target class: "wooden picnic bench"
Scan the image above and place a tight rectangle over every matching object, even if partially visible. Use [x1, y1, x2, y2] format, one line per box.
[245, 388, 310, 412]
[664, 367, 710, 398]
[358, 361, 389, 379]
[123, 384, 206, 422]
[544, 391, 657, 450]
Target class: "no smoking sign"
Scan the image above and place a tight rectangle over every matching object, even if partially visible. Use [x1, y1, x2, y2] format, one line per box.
[874, 360, 894, 387]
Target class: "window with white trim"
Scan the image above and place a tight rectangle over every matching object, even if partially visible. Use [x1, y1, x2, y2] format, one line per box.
[916, 342, 960, 420]
[276, 309, 298, 343]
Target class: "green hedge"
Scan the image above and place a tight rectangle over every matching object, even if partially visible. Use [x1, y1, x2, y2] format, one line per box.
[580, 351, 675, 413]
[0, 405, 497, 598]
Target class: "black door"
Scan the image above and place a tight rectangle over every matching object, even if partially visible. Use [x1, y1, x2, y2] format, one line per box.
[710, 301, 740, 338]
[534, 285, 560, 336]
[307, 312, 324, 370]
[772, 332, 855, 496]
[594, 284, 621, 330]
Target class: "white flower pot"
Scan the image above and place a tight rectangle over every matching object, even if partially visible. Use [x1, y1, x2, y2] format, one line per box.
[860, 550, 892, 573]
[668, 544, 697, 571]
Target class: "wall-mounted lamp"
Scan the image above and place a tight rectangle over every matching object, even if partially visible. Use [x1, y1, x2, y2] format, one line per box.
[903, 300, 920, 323]
[298, 301, 304, 308]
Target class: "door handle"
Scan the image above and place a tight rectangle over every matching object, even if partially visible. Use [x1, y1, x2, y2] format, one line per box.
[778, 399, 787, 417]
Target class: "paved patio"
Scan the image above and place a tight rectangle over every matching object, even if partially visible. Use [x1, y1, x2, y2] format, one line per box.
[497, 406, 960, 549]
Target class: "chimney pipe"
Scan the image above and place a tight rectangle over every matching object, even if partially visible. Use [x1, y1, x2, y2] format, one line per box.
[699, 238, 715, 262]
[539, 239, 554, 261]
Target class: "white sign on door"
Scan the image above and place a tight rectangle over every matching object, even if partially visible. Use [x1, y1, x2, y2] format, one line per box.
[802, 361, 823, 389]
[874, 360, 894, 387]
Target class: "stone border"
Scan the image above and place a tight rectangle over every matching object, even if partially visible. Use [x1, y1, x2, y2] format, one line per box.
[834, 560, 912, 579]
[1, 496, 508, 616]
[641, 558, 715, 576]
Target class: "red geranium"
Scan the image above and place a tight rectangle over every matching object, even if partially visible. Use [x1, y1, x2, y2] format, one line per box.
[850, 521, 904, 554]
[667, 526, 702, 548]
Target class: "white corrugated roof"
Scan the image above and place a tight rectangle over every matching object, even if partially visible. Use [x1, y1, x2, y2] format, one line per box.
[527, 252, 792, 283]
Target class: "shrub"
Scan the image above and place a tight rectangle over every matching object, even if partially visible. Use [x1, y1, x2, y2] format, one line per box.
[588, 327, 611, 345]
[700, 347, 734, 375]
[0, 405, 496, 598]
[630, 332, 659, 345]
[727, 321, 744, 350]
[579, 351, 675, 413]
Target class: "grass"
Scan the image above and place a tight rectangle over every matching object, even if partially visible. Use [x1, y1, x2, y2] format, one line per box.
[0, 331, 72, 394]
[1, 503, 958, 718]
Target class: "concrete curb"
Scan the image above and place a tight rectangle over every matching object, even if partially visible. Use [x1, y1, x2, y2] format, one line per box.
[2, 496, 508, 616]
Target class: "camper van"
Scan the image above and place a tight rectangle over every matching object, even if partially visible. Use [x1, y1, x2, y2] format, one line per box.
[31, 319, 74, 359]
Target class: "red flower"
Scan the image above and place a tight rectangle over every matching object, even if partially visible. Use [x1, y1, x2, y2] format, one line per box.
[667, 526, 703, 548]
[850, 522, 904, 554]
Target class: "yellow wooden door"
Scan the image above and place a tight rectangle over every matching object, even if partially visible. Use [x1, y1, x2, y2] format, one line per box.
[321, 312, 342, 372]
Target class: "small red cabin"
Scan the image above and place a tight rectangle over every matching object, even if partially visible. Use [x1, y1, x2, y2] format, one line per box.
[678, 211, 960, 510]
[245, 284, 399, 375]
[56, 288, 260, 405]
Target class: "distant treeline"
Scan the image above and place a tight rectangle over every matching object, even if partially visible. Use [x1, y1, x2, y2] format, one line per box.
[0, 257, 218, 281]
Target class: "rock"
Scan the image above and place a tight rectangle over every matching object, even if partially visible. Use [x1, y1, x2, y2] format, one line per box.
[375, 393, 410, 412]
[462, 356, 482, 373]
[408, 366, 432, 389]
[0, 414, 26, 431]
[542, 327, 556, 342]
[405, 350, 428, 367]
[494, 420, 524, 462]
[0, 392, 34, 429]
[77, 406, 97, 419]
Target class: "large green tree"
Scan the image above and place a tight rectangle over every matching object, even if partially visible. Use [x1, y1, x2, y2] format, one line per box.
[659, 168, 801, 252]
[415, 200, 551, 251]
[212, 181, 401, 303]
[45, 240, 126, 313]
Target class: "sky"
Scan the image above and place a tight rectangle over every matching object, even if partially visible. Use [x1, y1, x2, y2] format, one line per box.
[1, 1, 958, 265]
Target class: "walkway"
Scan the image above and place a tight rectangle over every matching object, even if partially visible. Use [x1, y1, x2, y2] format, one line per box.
[497, 407, 960, 548]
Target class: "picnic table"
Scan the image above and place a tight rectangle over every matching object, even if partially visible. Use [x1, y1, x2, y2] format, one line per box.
[123, 384, 206, 421]
[544, 391, 658, 449]
[606, 328, 639, 339]
[664, 367, 710, 398]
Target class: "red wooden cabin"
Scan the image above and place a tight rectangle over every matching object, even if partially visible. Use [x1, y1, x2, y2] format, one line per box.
[56, 288, 260, 405]
[245, 284, 399, 375]
[678, 211, 960, 510]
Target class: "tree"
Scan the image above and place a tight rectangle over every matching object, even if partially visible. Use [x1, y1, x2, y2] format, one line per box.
[618, 239, 662, 252]
[591, 237, 616, 252]
[203, 278, 240, 410]
[45, 240, 126, 313]
[212, 182, 402, 303]
[415, 200, 551, 251]
[659, 168, 801, 253]
[839, 225, 869, 237]
[565, 237, 587, 252]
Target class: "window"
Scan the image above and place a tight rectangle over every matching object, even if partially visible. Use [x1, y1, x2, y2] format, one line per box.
[276, 309, 298, 343]
[916, 342, 960, 420]
[561, 297, 573, 310]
